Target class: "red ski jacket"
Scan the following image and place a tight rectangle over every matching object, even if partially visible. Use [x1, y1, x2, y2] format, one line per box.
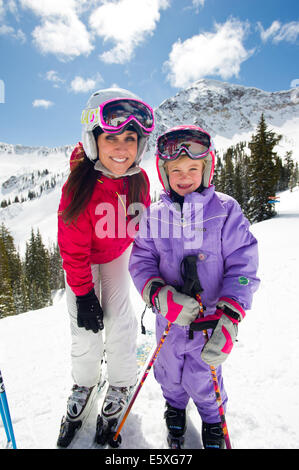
[58, 143, 150, 296]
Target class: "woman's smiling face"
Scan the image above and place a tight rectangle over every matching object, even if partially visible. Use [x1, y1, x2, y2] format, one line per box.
[97, 130, 138, 176]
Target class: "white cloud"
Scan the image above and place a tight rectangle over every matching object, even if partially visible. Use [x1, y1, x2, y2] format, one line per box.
[164, 18, 253, 88]
[19, 0, 94, 60]
[32, 99, 54, 109]
[0, 24, 26, 42]
[0, 24, 25, 42]
[0, 0, 26, 42]
[0, 0, 6, 18]
[258, 20, 299, 44]
[19, 0, 77, 17]
[257, 20, 281, 42]
[32, 16, 93, 60]
[272, 22, 299, 44]
[6, 0, 19, 17]
[70, 74, 104, 93]
[89, 0, 170, 64]
[45, 70, 65, 88]
[192, 0, 205, 7]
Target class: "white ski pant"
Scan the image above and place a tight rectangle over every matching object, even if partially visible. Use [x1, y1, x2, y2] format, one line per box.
[65, 246, 138, 388]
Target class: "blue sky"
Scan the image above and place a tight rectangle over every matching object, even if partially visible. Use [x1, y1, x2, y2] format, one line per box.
[0, 0, 298, 147]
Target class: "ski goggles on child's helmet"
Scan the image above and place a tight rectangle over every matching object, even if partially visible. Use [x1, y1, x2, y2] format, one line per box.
[156, 127, 211, 160]
[81, 98, 155, 135]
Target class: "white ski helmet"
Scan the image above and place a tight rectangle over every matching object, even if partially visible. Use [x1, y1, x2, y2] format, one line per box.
[81, 87, 153, 177]
[156, 125, 215, 191]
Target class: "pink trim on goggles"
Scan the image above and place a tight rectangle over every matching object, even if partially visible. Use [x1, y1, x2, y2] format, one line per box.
[86, 98, 155, 134]
[156, 127, 212, 161]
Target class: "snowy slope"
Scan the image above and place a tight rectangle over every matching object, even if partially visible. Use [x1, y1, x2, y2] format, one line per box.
[0, 188, 299, 449]
[0, 147, 70, 254]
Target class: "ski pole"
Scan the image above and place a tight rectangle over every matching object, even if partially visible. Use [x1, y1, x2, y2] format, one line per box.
[195, 292, 232, 450]
[0, 369, 17, 449]
[113, 321, 172, 442]
[181, 255, 232, 449]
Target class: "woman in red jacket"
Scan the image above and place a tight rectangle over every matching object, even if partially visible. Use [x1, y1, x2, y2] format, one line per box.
[57, 88, 154, 447]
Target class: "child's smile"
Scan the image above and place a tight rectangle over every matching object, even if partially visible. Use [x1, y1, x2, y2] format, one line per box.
[166, 155, 204, 196]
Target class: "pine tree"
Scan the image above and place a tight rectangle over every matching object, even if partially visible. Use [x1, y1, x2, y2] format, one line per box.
[0, 223, 26, 316]
[213, 154, 225, 193]
[0, 224, 22, 285]
[247, 114, 282, 223]
[14, 270, 30, 314]
[289, 161, 299, 192]
[233, 142, 249, 215]
[0, 237, 16, 318]
[275, 156, 287, 191]
[24, 229, 52, 310]
[222, 147, 235, 198]
[48, 242, 65, 291]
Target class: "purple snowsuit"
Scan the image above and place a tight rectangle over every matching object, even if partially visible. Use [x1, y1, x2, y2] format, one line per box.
[129, 186, 259, 423]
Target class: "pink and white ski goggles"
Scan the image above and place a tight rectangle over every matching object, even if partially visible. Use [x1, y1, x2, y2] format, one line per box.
[81, 98, 155, 135]
[156, 127, 212, 160]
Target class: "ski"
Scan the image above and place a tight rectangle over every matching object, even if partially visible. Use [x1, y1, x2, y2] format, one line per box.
[58, 333, 156, 448]
[95, 337, 157, 448]
[56, 416, 82, 448]
[95, 415, 122, 448]
[57, 360, 108, 449]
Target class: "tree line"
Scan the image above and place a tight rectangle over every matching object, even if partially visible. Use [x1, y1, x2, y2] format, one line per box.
[0, 224, 65, 319]
[1, 170, 64, 208]
[213, 114, 299, 223]
[151, 115, 298, 218]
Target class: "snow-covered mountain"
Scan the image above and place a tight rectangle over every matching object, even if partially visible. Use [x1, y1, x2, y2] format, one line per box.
[0, 142, 73, 158]
[1, 188, 298, 449]
[145, 78, 299, 160]
[0, 78, 298, 251]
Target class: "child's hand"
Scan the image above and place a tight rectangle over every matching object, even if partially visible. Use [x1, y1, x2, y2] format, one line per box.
[190, 298, 245, 366]
[152, 285, 199, 326]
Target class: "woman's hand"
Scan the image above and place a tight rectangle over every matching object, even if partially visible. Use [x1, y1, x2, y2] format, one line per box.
[76, 288, 104, 333]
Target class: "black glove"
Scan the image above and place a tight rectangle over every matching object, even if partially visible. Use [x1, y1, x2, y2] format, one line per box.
[76, 288, 104, 333]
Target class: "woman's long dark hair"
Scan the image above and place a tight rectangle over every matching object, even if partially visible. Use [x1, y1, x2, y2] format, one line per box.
[62, 142, 149, 225]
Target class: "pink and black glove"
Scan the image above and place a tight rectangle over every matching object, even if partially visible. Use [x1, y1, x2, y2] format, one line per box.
[152, 285, 200, 326]
[190, 297, 246, 367]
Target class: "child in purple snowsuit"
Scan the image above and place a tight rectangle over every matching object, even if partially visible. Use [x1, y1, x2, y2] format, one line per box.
[129, 126, 260, 448]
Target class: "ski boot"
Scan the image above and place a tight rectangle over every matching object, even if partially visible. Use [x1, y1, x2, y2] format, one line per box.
[164, 401, 186, 449]
[95, 415, 121, 448]
[57, 384, 98, 448]
[95, 384, 134, 448]
[202, 422, 225, 449]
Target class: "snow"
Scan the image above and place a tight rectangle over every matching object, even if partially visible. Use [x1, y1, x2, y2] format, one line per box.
[0, 148, 69, 255]
[1, 79, 299, 450]
[1, 188, 299, 450]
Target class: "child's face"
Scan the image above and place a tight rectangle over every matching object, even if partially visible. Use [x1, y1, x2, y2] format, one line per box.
[166, 156, 204, 196]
